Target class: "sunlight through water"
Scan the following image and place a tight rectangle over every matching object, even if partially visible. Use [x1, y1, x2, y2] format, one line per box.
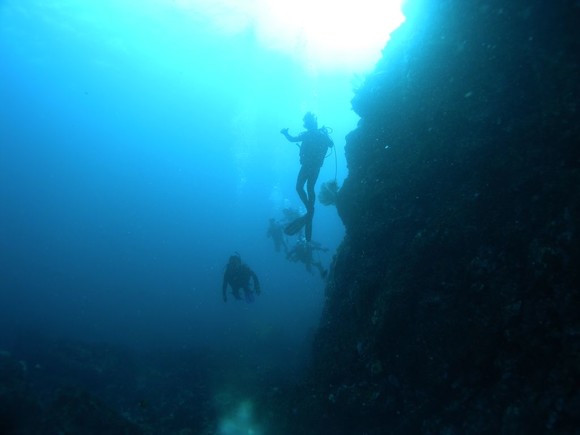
[139, 0, 406, 73]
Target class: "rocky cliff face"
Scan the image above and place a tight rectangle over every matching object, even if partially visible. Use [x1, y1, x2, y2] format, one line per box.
[275, 1, 580, 433]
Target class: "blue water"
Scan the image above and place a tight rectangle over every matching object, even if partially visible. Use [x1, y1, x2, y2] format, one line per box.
[0, 1, 361, 373]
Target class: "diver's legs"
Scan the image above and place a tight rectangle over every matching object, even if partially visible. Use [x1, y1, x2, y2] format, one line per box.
[243, 286, 254, 303]
[295, 166, 320, 241]
[305, 210, 314, 241]
[306, 167, 321, 213]
[296, 167, 310, 210]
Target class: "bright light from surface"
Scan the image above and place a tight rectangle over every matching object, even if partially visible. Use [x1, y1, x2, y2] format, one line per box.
[1, 0, 405, 74]
[150, 0, 406, 73]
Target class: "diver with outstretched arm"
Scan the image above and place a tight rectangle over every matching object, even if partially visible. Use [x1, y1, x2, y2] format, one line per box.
[280, 112, 333, 241]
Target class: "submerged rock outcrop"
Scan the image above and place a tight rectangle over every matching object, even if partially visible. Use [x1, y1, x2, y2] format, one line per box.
[275, 0, 579, 433]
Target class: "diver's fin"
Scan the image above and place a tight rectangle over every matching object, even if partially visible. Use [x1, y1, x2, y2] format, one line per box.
[284, 215, 309, 236]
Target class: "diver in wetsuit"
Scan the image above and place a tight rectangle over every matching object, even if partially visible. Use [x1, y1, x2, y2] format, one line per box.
[286, 238, 329, 279]
[280, 112, 333, 241]
[222, 253, 261, 303]
[267, 218, 288, 254]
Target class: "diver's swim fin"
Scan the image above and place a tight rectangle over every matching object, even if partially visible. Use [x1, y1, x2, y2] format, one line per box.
[284, 214, 309, 236]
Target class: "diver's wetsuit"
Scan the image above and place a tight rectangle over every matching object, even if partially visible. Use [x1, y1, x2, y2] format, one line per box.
[287, 240, 328, 279]
[267, 220, 288, 253]
[284, 127, 333, 241]
[222, 260, 260, 302]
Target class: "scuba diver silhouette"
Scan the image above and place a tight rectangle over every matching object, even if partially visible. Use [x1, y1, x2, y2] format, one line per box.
[280, 112, 333, 241]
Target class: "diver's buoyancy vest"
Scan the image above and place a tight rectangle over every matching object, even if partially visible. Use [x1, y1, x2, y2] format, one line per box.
[227, 264, 251, 288]
[300, 129, 333, 168]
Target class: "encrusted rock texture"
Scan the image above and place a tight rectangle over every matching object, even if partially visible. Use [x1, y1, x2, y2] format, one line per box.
[277, 0, 580, 433]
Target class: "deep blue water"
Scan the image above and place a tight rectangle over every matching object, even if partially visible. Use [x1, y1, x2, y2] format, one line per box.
[0, 1, 372, 373]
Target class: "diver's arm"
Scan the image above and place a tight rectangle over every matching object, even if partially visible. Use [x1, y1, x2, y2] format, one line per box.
[251, 271, 261, 295]
[280, 128, 301, 142]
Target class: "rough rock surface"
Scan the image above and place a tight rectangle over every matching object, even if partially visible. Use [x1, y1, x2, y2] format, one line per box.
[274, 0, 580, 433]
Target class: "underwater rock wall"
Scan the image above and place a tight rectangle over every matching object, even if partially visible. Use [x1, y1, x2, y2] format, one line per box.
[281, 0, 579, 433]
